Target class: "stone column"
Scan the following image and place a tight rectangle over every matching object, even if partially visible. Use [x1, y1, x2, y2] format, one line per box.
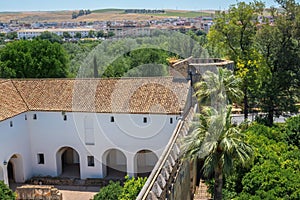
[126, 153, 136, 177]
[3, 164, 9, 186]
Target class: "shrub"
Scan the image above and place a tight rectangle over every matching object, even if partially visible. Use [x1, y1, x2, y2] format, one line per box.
[119, 175, 147, 200]
[93, 181, 122, 200]
[0, 181, 15, 200]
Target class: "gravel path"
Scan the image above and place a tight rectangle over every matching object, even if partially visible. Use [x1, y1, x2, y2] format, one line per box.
[56, 185, 99, 200]
[60, 189, 97, 200]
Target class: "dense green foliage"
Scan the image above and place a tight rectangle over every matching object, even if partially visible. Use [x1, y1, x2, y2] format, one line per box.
[0, 39, 69, 78]
[36, 31, 63, 43]
[208, 1, 264, 121]
[120, 176, 147, 200]
[93, 181, 123, 200]
[253, 0, 300, 125]
[217, 116, 300, 199]
[93, 176, 147, 200]
[208, 0, 300, 125]
[77, 33, 208, 78]
[62, 41, 100, 77]
[102, 48, 170, 78]
[0, 181, 15, 200]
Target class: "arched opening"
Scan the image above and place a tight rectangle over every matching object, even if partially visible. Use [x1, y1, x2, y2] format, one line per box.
[135, 150, 158, 177]
[102, 149, 127, 178]
[7, 154, 24, 184]
[56, 147, 80, 178]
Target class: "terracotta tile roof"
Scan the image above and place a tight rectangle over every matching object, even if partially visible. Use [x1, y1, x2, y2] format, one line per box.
[0, 77, 189, 121]
[0, 80, 28, 121]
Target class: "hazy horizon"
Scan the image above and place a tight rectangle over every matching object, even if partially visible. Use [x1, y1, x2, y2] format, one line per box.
[0, 0, 280, 12]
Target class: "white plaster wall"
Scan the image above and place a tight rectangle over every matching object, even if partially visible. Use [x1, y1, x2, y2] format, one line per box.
[28, 111, 179, 179]
[0, 111, 179, 180]
[0, 113, 32, 184]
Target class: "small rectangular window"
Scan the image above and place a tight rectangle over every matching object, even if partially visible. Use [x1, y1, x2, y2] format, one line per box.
[38, 154, 45, 164]
[63, 115, 67, 121]
[110, 116, 114, 122]
[170, 118, 173, 124]
[87, 156, 95, 167]
[10, 121, 13, 127]
[33, 114, 37, 120]
[143, 117, 147, 123]
[25, 115, 27, 120]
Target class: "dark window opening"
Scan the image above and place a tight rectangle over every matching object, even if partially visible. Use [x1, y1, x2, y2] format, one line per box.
[25, 115, 27, 120]
[63, 115, 67, 121]
[33, 114, 37, 120]
[87, 156, 95, 167]
[143, 117, 147, 123]
[10, 121, 13, 127]
[170, 118, 173, 124]
[38, 154, 45, 164]
[110, 116, 114, 122]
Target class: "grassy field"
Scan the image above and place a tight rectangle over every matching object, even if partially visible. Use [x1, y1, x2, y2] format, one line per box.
[0, 9, 214, 23]
[92, 8, 124, 13]
[150, 10, 214, 18]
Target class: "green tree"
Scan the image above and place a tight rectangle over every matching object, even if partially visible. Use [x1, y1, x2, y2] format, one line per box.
[37, 31, 63, 43]
[0, 40, 69, 78]
[74, 32, 82, 39]
[72, 12, 78, 19]
[254, 0, 300, 125]
[183, 106, 252, 200]
[106, 31, 115, 38]
[93, 55, 98, 78]
[208, 1, 264, 120]
[96, 30, 105, 38]
[63, 32, 72, 39]
[6, 32, 18, 40]
[88, 30, 96, 38]
[0, 181, 15, 200]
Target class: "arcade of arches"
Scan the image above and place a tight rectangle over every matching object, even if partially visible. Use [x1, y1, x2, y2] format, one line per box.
[1, 148, 159, 186]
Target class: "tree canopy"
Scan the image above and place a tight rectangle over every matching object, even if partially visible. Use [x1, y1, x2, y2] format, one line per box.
[0, 39, 69, 78]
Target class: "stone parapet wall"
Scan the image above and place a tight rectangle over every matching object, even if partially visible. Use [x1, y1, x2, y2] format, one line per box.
[137, 106, 196, 200]
[16, 185, 62, 200]
[27, 177, 125, 187]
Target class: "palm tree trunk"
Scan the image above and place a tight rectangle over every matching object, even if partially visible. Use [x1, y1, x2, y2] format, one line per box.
[214, 166, 223, 200]
[243, 85, 248, 120]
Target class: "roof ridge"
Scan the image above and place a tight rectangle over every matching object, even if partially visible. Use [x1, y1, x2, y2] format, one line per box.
[8, 76, 174, 81]
[11, 80, 30, 111]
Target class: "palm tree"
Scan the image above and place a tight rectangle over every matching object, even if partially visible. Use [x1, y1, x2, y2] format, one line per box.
[183, 106, 252, 199]
[183, 68, 251, 199]
[194, 68, 243, 110]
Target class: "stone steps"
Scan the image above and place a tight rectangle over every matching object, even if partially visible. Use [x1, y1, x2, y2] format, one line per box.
[193, 180, 212, 200]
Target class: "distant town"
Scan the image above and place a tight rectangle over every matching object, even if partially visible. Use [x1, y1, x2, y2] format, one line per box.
[0, 8, 275, 42]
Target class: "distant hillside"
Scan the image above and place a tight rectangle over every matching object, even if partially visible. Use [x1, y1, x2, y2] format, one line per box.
[151, 10, 215, 18]
[0, 9, 213, 23]
[92, 8, 124, 13]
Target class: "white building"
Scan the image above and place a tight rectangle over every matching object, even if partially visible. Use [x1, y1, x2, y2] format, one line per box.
[17, 28, 95, 39]
[0, 77, 190, 186]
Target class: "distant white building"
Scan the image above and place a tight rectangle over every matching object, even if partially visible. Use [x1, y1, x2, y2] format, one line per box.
[17, 28, 95, 39]
[0, 77, 190, 186]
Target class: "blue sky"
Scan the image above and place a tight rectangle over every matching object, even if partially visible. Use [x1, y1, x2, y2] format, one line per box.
[0, 0, 281, 12]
